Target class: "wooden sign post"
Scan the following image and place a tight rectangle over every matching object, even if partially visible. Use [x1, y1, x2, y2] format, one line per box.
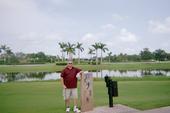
[80, 73, 93, 112]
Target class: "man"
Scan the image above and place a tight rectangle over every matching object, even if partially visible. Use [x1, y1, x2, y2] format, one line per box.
[60, 60, 82, 113]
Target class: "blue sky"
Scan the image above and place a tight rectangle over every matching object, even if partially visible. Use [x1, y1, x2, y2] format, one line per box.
[0, 0, 170, 58]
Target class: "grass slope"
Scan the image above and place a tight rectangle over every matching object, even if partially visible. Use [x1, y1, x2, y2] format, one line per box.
[0, 80, 170, 113]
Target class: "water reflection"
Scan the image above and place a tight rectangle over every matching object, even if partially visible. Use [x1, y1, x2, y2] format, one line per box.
[87, 69, 170, 78]
[0, 69, 170, 83]
[0, 72, 60, 83]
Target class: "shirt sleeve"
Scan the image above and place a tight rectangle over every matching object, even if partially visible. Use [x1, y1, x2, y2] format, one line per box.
[75, 67, 82, 74]
[60, 70, 65, 78]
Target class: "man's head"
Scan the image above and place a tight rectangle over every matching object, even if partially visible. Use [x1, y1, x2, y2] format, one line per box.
[67, 60, 73, 69]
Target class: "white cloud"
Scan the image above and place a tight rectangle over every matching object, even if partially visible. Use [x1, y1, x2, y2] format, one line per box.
[0, 0, 51, 33]
[0, 0, 69, 55]
[80, 25, 139, 56]
[1, 0, 169, 56]
[81, 33, 101, 44]
[124, 48, 137, 54]
[148, 17, 170, 34]
[112, 14, 129, 21]
[101, 24, 115, 30]
[17, 32, 63, 42]
[119, 28, 137, 42]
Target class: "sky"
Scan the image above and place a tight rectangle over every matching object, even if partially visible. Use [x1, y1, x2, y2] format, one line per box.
[0, 0, 170, 58]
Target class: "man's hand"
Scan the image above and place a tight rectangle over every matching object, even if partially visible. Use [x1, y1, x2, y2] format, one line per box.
[79, 71, 84, 78]
[79, 71, 83, 75]
[63, 85, 67, 89]
[61, 77, 66, 89]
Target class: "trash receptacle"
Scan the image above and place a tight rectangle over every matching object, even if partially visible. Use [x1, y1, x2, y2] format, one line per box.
[112, 81, 118, 97]
[104, 75, 118, 107]
[104, 76, 110, 87]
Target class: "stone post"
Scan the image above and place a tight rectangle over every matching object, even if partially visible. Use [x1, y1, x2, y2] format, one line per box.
[80, 73, 93, 112]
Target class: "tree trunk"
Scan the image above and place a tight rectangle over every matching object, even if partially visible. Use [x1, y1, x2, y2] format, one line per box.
[91, 54, 93, 64]
[63, 52, 65, 61]
[3, 57, 6, 64]
[101, 50, 102, 64]
[68, 52, 73, 61]
[78, 50, 80, 64]
[96, 50, 98, 65]
[61, 51, 64, 61]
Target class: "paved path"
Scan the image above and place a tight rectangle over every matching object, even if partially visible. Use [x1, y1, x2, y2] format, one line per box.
[136, 106, 170, 113]
[83, 104, 170, 113]
[83, 104, 140, 113]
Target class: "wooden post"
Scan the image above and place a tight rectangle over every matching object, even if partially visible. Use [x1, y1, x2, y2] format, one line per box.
[80, 73, 93, 112]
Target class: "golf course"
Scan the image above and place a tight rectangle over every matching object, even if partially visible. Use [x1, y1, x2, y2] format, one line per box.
[1, 0, 170, 112]
[0, 62, 170, 113]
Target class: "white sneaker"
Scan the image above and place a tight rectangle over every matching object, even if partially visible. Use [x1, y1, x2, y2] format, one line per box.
[73, 107, 81, 113]
[66, 107, 70, 113]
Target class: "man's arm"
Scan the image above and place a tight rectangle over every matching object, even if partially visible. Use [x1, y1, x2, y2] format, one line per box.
[79, 71, 83, 77]
[61, 77, 66, 89]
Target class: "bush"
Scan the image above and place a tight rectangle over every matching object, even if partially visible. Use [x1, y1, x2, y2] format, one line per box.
[0, 60, 4, 65]
[79, 60, 89, 65]
[92, 61, 101, 65]
[56, 62, 67, 66]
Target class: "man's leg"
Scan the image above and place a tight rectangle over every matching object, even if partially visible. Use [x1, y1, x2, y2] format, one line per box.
[73, 98, 78, 107]
[72, 88, 81, 113]
[65, 99, 70, 113]
[65, 99, 70, 108]
[64, 89, 71, 112]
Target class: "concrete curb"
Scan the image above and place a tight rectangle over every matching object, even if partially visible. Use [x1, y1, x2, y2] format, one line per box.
[83, 104, 170, 113]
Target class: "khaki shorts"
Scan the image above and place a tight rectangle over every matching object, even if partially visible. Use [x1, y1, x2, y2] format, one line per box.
[63, 88, 78, 100]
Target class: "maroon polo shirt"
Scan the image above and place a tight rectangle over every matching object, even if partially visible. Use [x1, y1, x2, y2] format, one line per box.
[60, 66, 81, 88]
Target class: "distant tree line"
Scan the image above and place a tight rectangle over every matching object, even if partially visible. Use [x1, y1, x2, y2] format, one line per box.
[1, 43, 170, 65]
[0, 45, 56, 65]
[57, 42, 170, 64]
[104, 48, 170, 62]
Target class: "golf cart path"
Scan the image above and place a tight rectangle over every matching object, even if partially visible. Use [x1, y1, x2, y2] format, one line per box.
[83, 104, 170, 113]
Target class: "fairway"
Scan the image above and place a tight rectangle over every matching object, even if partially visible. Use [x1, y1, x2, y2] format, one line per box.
[0, 80, 170, 113]
[1, 62, 170, 72]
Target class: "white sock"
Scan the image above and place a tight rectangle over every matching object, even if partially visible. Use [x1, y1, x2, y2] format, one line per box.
[66, 107, 70, 112]
[74, 106, 77, 110]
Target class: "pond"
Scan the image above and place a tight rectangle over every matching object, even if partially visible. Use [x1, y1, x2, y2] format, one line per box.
[0, 69, 170, 83]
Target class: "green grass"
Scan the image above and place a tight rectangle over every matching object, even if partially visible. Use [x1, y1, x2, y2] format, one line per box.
[1, 62, 170, 113]
[1, 62, 170, 72]
[0, 64, 64, 73]
[94, 76, 170, 81]
[0, 79, 170, 113]
[108, 81, 170, 110]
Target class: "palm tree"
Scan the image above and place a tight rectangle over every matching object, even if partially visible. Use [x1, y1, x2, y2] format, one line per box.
[56, 55, 60, 62]
[6, 47, 12, 54]
[88, 48, 95, 64]
[5, 47, 13, 64]
[1, 45, 7, 52]
[0, 45, 13, 64]
[108, 52, 112, 63]
[0, 45, 3, 63]
[58, 42, 67, 61]
[98, 43, 109, 64]
[65, 42, 76, 61]
[0, 45, 7, 63]
[76, 42, 84, 64]
[92, 43, 100, 65]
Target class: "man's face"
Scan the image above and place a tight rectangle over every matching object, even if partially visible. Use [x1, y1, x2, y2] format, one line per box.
[67, 62, 73, 69]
